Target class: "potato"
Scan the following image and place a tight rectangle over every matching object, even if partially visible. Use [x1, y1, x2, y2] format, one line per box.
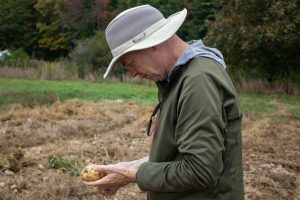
[80, 164, 106, 182]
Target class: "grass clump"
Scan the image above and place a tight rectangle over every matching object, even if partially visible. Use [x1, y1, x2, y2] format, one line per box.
[48, 154, 81, 177]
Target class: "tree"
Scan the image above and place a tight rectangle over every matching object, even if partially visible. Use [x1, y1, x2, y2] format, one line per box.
[0, 0, 39, 56]
[205, 0, 300, 83]
[93, 0, 111, 29]
[182, 0, 215, 40]
[35, 0, 111, 60]
[60, 0, 111, 40]
[60, 0, 95, 40]
[34, 0, 70, 60]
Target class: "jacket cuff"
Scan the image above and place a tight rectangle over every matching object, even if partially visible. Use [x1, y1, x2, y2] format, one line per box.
[136, 162, 148, 191]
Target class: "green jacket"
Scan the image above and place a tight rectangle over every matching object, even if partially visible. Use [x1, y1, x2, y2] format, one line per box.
[136, 57, 244, 200]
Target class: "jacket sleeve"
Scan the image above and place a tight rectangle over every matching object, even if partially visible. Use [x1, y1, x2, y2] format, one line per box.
[136, 71, 226, 192]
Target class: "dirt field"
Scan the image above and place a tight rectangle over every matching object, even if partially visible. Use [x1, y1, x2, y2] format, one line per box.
[0, 99, 299, 200]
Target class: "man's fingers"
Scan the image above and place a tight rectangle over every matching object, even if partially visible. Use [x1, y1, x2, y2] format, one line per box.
[82, 164, 136, 188]
[83, 179, 104, 186]
[82, 172, 124, 186]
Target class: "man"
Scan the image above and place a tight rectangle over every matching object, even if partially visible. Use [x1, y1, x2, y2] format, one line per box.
[84, 4, 244, 200]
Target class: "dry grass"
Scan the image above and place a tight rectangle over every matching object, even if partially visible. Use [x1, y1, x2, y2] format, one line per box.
[0, 66, 37, 79]
[242, 114, 300, 200]
[0, 100, 151, 199]
[0, 62, 79, 80]
[0, 100, 299, 199]
[235, 78, 300, 95]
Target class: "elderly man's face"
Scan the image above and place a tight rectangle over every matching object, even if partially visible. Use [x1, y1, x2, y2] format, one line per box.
[120, 48, 167, 82]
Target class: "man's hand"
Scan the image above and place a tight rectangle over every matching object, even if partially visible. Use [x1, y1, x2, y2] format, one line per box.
[82, 156, 148, 196]
[83, 164, 138, 185]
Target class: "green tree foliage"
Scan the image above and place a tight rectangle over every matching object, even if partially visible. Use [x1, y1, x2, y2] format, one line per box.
[183, 0, 215, 40]
[60, 0, 110, 40]
[34, 0, 111, 60]
[60, 0, 96, 41]
[205, 0, 300, 83]
[34, 0, 70, 60]
[0, 0, 213, 61]
[0, 0, 39, 55]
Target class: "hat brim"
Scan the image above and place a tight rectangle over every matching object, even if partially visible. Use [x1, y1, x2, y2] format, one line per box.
[103, 8, 187, 78]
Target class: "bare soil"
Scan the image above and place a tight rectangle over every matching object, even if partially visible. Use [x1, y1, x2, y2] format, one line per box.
[0, 99, 299, 200]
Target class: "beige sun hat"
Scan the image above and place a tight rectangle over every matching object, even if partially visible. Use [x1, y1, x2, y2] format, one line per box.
[103, 4, 187, 78]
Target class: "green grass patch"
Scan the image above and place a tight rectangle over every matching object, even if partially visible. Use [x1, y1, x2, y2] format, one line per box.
[238, 92, 277, 116]
[0, 78, 157, 107]
[0, 78, 299, 117]
[238, 92, 300, 117]
[274, 94, 300, 117]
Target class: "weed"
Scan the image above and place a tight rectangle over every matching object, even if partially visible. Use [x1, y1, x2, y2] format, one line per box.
[48, 154, 81, 177]
[0, 156, 20, 172]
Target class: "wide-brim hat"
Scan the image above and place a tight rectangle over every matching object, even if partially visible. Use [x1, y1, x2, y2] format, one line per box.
[103, 5, 187, 78]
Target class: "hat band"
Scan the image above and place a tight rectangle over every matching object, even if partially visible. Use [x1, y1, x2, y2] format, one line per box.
[111, 18, 169, 57]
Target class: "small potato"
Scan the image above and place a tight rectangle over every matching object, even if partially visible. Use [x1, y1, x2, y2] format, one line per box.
[80, 164, 106, 182]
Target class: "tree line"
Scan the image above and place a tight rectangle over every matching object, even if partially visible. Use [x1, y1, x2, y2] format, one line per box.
[0, 0, 299, 83]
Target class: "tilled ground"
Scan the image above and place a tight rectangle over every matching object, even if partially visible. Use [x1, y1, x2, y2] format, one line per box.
[0, 99, 299, 200]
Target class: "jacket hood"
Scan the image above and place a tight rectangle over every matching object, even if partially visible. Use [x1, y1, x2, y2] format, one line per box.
[173, 39, 226, 69]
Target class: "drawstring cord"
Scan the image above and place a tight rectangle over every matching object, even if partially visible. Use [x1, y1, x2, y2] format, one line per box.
[146, 101, 162, 136]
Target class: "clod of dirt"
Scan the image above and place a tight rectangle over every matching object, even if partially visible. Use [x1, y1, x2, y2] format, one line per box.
[0, 182, 6, 188]
[9, 184, 17, 190]
[4, 170, 14, 176]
